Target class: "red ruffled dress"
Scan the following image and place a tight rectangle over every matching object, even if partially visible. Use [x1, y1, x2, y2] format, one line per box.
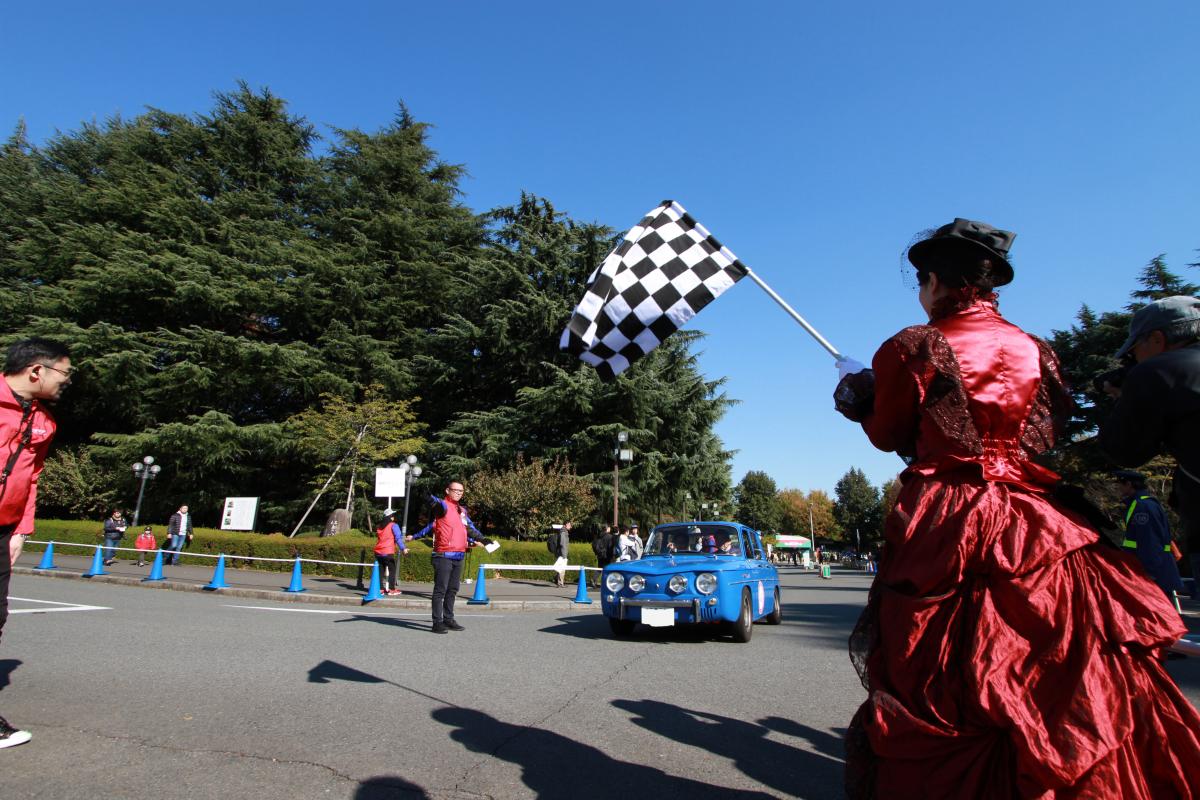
[840, 301, 1200, 798]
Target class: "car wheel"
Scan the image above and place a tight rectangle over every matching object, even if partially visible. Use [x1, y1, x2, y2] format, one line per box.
[730, 589, 753, 643]
[765, 587, 782, 625]
[609, 617, 635, 637]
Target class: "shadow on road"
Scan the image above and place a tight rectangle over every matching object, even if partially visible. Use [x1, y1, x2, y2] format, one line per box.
[613, 698, 845, 798]
[0, 658, 20, 692]
[333, 614, 430, 632]
[354, 774, 430, 799]
[432, 705, 775, 799]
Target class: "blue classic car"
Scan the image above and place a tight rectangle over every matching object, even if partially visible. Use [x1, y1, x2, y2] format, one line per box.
[601, 522, 782, 642]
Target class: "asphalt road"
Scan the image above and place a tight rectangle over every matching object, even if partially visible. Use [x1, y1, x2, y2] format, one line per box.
[2, 567, 1198, 799]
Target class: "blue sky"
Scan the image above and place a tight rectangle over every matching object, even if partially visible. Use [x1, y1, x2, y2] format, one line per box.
[4, 2, 1198, 496]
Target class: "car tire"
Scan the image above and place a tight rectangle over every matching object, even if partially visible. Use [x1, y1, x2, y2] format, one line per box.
[608, 617, 636, 637]
[730, 589, 753, 643]
[765, 587, 782, 625]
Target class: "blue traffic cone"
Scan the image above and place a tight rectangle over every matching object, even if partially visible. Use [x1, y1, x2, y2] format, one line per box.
[362, 563, 382, 604]
[573, 567, 592, 604]
[283, 558, 306, 593]
[466, 565, 489, 605]
[143, 549, 164, 582]
[84, 545, 107, 577]
[35, 541, 57, 570]
[203, 554, 228, 590]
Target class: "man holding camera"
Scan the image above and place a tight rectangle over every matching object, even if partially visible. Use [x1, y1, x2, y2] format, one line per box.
[1099, 295, 1200, 601]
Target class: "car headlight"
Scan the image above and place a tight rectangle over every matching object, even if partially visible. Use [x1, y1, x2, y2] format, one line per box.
[695, 572, 717, 594]
[668, 574, 688, 593]
[628, 574, 646, 592]
[605, 572, 625, 592]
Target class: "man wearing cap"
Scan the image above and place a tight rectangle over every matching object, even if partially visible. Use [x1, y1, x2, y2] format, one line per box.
[1112, 470, 1185, 601]
[1100, 295, 1200, 601]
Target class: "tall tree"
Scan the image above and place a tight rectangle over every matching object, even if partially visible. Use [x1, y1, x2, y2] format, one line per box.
[734, 470, 782, 533]
[834, 467, 881, 545]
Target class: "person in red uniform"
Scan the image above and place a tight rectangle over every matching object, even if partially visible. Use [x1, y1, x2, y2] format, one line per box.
[1, 338, 72, 750]
[408, 481, 488, 633]
[373, 509, 407, 596]
[833, 219, 1200, 798]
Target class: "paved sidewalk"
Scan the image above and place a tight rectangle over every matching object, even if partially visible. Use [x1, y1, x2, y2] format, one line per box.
[13, 546, 602, 611]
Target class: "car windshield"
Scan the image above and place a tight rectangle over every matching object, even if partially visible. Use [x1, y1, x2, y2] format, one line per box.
[646, 525, 743, 556]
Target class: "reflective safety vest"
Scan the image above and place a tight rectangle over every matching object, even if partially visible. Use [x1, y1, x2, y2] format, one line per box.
[1122, 495, 1173, 552]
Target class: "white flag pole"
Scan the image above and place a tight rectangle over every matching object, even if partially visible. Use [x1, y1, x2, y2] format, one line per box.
[743, 268, 843, 360]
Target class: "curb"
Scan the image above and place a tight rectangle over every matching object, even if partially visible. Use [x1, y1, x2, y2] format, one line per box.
[12, 566, 595, 612]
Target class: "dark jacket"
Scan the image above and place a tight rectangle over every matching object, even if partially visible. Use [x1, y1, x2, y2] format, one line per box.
[1121, 492, 1184, 596]
[591, 532, 615, 565]
[103, 516, 127, 539]
[1100, 344, 1200, 549]
[167, 512, 193, 539]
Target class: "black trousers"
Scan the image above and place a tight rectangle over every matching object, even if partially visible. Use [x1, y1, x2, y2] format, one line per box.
[0, 528, 13, 645]
[375, 554, 397, 590]
[431, 556, 463, 624]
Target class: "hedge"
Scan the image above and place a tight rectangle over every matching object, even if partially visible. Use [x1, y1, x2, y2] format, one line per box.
[28, 519, 600, 583]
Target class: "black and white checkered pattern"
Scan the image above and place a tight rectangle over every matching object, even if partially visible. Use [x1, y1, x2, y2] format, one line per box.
[560, 200, 748, 379]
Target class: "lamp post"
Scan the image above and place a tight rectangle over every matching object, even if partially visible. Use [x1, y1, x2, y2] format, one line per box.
[613, 431, 631, 527]
[130, 455, 162, 528]
[400, 455, 422, 536]
[683, 491, 692, 521]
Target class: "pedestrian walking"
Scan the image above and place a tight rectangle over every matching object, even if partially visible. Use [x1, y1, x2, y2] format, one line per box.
[166, 504, 193, 565]
[1, 337, 72, 749]
[550, 522, 571, 586]
[833, 218, 1200, 796]
[102, 508, 127, 565]
[374, 509, 407, 595]
[591, 525, 615, 586]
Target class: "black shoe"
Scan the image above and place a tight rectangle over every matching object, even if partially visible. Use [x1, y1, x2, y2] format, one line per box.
[0, 715, 32, 749]
[431, 623, 449, 634]
[444, 620, 465, 631]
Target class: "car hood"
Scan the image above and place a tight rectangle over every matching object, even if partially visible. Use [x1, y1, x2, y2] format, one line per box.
[606, 555, 729, 574]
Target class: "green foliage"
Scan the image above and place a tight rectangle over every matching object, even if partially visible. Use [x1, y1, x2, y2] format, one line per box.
[733, 470, 782, 533]
[35, 449, 119, 518]
[1, 87, 737, 534]
[834, 467, 882, 541]
[467, 455, 593, 539]
[27, 518, 600, 583]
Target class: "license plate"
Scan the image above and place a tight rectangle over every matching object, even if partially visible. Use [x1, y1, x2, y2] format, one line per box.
[641, 606, 675, 627]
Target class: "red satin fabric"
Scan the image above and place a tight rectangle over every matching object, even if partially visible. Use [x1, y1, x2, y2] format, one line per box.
[847, 302, 1200, 799]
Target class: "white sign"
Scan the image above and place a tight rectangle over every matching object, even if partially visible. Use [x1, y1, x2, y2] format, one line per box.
[221, 497, 259, 531]
[374, 467, 407, 498]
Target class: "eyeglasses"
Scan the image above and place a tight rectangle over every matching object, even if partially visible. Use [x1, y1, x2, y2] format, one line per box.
[38, 364, 75, 379]
[448, 487, 465, 494]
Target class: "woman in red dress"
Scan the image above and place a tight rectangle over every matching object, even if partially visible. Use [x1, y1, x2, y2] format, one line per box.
[835, 219, 1200, 798]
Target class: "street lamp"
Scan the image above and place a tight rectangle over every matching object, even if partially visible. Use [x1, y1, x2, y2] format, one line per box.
[684, 491, 692, 520]
[130, 455, 162, 528]
[400, 455, 422, 536]
[613, 431, 632, 527]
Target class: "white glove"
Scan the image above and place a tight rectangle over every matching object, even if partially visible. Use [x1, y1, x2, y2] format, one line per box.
[836, 357, 868, 380]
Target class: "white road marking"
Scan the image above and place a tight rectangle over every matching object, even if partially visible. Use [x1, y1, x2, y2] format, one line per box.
[9, 596, 111, 614]
[224, 604, 501, 618]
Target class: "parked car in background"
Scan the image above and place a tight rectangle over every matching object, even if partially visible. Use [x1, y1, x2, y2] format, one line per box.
[600, 521, 782, 642]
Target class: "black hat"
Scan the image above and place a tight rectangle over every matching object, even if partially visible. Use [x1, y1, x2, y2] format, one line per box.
[907, 218, 1016, 286]
[1112, 469, 1146, 485]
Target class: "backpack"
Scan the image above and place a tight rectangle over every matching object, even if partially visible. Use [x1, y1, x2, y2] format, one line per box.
[547, 534, 557, 555]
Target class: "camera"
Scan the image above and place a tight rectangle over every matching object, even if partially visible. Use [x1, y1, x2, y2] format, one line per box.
[1092, 363, 1132, 395]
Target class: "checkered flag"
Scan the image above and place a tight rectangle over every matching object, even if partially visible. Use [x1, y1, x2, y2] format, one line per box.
[560, 200, 748, 379]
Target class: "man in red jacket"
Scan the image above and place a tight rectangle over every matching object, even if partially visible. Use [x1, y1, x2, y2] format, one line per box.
[1, 338, 71, 749]
[409, 480, 487, 633]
